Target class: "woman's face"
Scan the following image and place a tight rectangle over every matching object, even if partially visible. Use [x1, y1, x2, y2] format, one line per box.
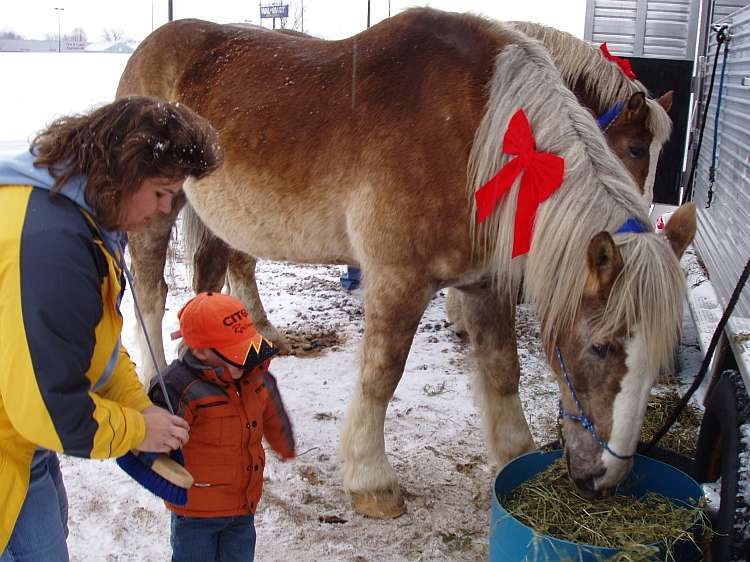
[119, 176, 184, 231]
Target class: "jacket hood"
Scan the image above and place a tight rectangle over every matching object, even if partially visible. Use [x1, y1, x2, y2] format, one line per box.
[0, 150, 126, 255]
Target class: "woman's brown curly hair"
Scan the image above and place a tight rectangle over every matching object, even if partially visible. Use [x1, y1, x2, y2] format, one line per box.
[31, 96, 222, 229]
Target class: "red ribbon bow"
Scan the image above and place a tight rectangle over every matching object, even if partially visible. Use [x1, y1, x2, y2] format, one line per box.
[474, 109, 565, 257]
[599, 43, 637, 80]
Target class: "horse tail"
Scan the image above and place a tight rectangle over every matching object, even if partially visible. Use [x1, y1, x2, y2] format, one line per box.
[116, 19, 224, 101]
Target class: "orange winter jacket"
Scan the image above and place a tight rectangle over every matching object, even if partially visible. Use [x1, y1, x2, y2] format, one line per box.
[149, 350, 295, 517]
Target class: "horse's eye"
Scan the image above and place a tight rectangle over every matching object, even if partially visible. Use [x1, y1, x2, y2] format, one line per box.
[628, 144, 647, 159]
[591, 344, 609, 358]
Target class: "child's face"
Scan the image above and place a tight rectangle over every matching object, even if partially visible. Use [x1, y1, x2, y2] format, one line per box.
[193, 348, 245, 380]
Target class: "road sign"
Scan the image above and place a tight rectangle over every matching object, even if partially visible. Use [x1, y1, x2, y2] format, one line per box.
[260, 4, 289, 18]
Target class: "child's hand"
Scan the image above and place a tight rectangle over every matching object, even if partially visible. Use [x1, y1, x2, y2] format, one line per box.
[138, 406, 190, 452]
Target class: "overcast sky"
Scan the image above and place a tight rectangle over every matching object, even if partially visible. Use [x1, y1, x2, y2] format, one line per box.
[1, 1, 586, 43]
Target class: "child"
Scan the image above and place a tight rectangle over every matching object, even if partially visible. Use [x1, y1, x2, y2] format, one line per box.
[150, 291, 295, 562]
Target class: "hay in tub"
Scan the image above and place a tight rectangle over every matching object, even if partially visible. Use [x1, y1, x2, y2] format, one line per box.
[502, 460, 710, 561]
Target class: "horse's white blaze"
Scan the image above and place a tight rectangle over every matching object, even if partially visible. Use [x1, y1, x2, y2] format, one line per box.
[597, 327, 653, 488]
[643, 140, 661, 204]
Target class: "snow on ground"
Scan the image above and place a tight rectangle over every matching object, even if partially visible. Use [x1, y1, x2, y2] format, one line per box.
[58, 247, 706, 562]
[63, 255, 560, 562]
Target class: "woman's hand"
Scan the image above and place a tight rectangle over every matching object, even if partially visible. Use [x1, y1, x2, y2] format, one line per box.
[137, 406, 190, 452]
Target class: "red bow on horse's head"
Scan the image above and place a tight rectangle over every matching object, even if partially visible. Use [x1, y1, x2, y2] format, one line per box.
[474, 109, 565, 257]
[599, 43, 637, 81]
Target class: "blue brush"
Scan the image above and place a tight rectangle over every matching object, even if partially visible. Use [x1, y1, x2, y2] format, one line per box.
[116, 449, 191, 505]
[117, 263, 194, 505]
[115, 425, 193, 506]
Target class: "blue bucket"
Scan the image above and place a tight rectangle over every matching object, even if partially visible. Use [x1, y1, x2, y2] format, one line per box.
[490, 450, 705, 561]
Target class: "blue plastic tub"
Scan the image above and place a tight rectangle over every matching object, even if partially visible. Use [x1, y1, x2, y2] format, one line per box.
[490, 450, 705, 561]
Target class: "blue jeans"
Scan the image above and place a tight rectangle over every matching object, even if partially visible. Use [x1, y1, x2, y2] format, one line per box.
[0, 451, 69, 562]
[340, 266, 361, 290]
[171, 513, 256, 562]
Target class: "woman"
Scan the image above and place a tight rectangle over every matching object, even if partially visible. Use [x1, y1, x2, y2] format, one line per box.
[0, 96, 222, 561]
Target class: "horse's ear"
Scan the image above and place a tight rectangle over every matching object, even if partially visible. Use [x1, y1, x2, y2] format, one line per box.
[663, 202, 697, 258]
[657, 90, 674, 113]
[626, 92, 647, 117]
[585, 232, 624, 297]
[617, 92, 648, 125]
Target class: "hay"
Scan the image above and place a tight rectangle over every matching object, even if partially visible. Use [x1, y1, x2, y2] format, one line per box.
[503, 460, 709, 561]
[640, 390, 702, 457]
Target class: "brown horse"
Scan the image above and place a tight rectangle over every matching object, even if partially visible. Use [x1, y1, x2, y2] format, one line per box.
[118, 8, 695, 517]
[178, 18, 676, 356]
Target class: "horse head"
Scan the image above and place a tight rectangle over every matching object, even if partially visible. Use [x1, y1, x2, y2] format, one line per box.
[508, 21, 674, 202]
[602, 91, 673, 199]
[552, 202, 696, 496]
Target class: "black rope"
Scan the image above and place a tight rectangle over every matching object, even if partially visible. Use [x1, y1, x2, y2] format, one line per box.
[681, 26, 729, 205]
[645, 257, 750, 451]
[706, 28, 731, 208]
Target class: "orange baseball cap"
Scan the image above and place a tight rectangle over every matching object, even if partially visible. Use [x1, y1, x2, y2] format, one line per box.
[171, 292, 278, 370]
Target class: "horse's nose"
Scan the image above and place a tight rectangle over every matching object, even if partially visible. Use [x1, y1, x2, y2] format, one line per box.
[572, 475, 597, 496]
[572, 469, 609, 499]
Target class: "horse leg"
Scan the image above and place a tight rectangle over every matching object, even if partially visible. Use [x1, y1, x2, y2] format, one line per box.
[128, 196, 184, 384]
[445, 287, 467, 338]
[191, 230, 229, 294]
[460, 286, 535, 468]
[226, 249, 291, 354]
[341, 270, 434, 518]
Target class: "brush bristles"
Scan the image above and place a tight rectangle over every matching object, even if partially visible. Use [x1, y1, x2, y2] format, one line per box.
[116, 451, 189, 506]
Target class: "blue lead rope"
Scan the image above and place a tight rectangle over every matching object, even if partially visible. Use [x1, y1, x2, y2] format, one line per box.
[556, 347, 634, 461]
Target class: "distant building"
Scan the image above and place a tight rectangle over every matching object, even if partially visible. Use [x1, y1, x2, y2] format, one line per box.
[84, 40, 135, 53]
[0, 38, 136, 53]
[0, 39, 58, 52]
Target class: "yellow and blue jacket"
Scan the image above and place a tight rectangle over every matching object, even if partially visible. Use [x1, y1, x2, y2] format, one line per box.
[0, 150, 153, 551]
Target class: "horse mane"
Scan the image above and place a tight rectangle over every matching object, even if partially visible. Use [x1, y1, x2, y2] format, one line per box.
[467, 25, 684, 374]
[509, 21, 671, 147]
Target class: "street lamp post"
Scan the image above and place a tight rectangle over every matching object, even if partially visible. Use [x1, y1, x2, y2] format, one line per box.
[54, 7, 64, 52]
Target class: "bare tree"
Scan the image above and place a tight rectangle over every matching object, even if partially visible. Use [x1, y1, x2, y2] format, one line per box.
[0, 28, 24, 39]
[102, 28, 125, 42]
[65, 27, 87, 43]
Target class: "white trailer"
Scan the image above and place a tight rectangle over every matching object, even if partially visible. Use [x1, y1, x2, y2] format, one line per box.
[586, 1, 750, 558]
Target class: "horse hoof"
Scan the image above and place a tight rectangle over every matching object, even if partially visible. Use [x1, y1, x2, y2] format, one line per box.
[352, 490, 406, 519]
[453, 327, 469, 342]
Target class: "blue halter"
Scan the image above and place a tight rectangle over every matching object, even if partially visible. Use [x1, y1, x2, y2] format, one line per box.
[596, 100, 625, 131]
[556, 347, 634, 461]
[555, 216, 647, 461]
[615, 217, 649, 234]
